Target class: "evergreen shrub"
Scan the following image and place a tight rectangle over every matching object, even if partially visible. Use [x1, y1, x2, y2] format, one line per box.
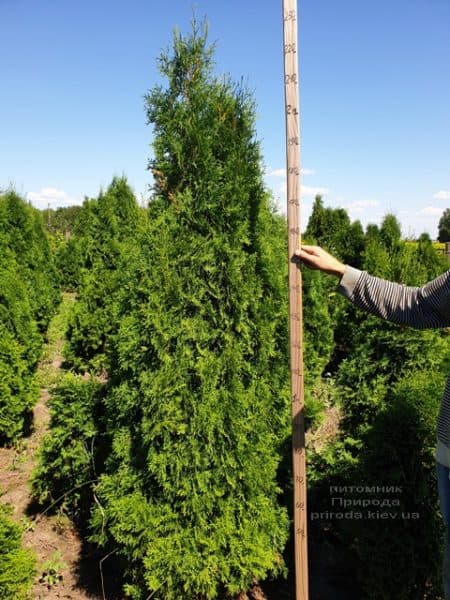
[0, 502, 35, 599]
[31, 374, 105, 521]
[63, 177, 141, 373]
[0, 191, 59, 442]
[87, 21, 291, 599]
[349, 370, 445, 599]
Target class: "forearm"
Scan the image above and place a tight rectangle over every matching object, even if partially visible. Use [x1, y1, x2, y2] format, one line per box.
[337, 266, 450, 329]
[296, 245, 450, 329]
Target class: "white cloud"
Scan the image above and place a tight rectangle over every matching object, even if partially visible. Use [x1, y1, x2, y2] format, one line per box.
[26, 187, 80, 210]
[433, 190, 450, 201]
[418, 206, 442, 216]
[269, 182, 329, 217]
[301, 185, 329, 197]
[265, 166, 325, 216]
[266, 167, 286, 178]
[343, 199, 380, 213]
[271, 183, 329, 198]
[265, 166, 316, 178]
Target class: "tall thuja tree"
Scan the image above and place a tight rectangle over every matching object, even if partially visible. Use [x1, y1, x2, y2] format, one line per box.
[69, 176, 140, 271]
[304, 199, 365, 376]
[89, 21, 290, 599]
[438, 208, 450, 243]
[0, 192, 60, 331]
[42, 205, 84, 291]
[64, 177, 141, 372]
[0, 250, 41, 442]
[379, 213, 401, 252]
[0, 192, 59, 441]
[305, 195, 364, 268]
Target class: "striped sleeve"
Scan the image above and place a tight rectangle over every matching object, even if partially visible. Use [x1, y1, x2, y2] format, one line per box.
[336, 265, 450, 329]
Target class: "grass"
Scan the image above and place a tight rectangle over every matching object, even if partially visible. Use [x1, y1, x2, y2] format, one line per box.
[36, 292, 76, 389]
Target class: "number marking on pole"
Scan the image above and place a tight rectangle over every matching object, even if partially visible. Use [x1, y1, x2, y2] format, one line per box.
[282, 0, 309, 598]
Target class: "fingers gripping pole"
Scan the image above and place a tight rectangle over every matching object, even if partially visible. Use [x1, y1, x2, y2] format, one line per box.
[282, 1, 309, 599]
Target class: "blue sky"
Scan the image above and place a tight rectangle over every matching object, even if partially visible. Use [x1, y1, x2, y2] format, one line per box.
[1, 0, 449, 237]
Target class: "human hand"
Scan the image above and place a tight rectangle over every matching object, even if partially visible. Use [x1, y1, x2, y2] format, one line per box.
[294, 245, 346, 278]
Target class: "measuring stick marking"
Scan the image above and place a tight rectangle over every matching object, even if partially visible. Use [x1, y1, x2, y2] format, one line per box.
[282, 1, 309, 599]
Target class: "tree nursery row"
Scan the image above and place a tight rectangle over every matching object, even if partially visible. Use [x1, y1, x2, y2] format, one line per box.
[2, 24, 449, 600]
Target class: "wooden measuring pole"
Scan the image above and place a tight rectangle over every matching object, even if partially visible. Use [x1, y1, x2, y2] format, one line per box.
[282, 1, 309, 599]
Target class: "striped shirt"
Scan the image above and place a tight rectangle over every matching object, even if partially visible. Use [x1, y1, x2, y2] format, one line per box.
[336, 265, 450, 466]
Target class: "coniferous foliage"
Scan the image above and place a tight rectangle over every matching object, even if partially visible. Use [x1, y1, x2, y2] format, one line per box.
[379, 213, 402, 253]
[301, 266, 334, 417]
[0, 503, 35, 599]
[42, 206, 84, 292]
[0, 192, 60, 442]
[42, 205, 83, 237]
[31, 374, 105, 522]
[64, 177, 141, 372]
[307, 209, 450, 599]
[334, 214, 450, 437]
[305, 195, 365, 268]
[0, 191, 60, 331]
[438, 208, 450, 243]
[87, 21, 290, 600]
[350, 370, 445, 599]
[416, 232, 449, 279]
[0, 289, 40, 441]
[53, 236, 84, 291]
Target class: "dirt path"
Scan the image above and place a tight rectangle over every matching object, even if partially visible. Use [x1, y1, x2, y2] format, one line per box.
[0, 293, 106, 600]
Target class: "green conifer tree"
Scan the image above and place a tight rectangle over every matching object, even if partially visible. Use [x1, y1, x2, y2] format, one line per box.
[304, 195, 363, 266]
[0, 192, 59, 441]
[89, 20, 290, 599]
[438, 208, 450, 243]
[379, 213, 402, 253]
[416, 232, 449, 280]
[64, 177, 141, 372]
[0, 192, 60, 331]
[0, 503, 35, 599]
